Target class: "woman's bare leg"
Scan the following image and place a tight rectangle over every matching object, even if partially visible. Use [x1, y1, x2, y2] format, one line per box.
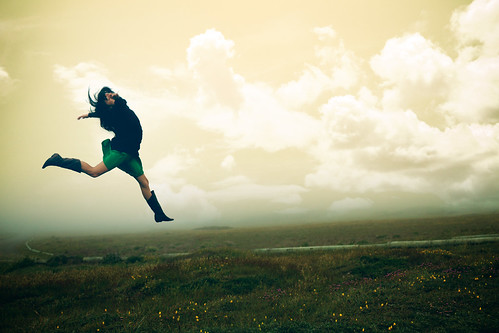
[81, 161, 109, 178]
[136, 174, 152, 200]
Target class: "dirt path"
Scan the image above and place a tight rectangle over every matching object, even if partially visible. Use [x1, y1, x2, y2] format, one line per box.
[25, 238, 54, 256]
[254, 234, 499, 253]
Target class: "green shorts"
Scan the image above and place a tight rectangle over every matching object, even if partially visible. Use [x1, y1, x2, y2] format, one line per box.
[101, 139, 144, 178]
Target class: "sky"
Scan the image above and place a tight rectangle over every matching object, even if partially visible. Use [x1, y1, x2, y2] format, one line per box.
[1, 0, 499, 235]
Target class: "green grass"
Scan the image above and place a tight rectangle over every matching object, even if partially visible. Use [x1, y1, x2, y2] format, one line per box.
[0, 214, 498, 332]
[1, 245, 498, 332]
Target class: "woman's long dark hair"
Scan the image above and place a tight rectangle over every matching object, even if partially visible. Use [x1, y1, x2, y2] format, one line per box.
[88, 86, 115, 132]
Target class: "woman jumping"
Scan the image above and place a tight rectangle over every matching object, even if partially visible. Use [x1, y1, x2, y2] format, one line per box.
[42, 86, 173, 223]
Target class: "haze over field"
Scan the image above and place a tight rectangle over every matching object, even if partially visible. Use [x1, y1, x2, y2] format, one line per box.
[1, 0, 499, 234]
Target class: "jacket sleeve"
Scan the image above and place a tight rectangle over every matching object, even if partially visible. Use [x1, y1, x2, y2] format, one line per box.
[87, 112, 100, 118]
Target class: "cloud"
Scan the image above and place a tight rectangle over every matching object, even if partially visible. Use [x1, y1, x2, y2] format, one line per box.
[277, 26, 362, 110]
[371, 33, 453, 85]
[149, 64, 197, 97]
[209, 176, 307, 205]
[0, 67, 9, 80]
[187, 29, 243, 109]
[276, 65, 334, 109]
[305, 90, 499, 208]
[443, 57, 499, 124]
[221, 155, 236, 171]
[148, 148, 197, 188]
[147, 149, 221, 225]
[329, 197, 373, 212]
[451, 0, 499, 57]
[312, 26, 337, 41]
[54, 62, 191, 132]
[443, 0, 499, 124]
[53, 62, 115, 106]
[185, 29, 321, 152]
[178, 28, 365, 154]
[155, 183, 221, 224]
[0, 65, 17, 99]
[225, 82, 321, 151]
[370, 33, 454, 127]
[305, 11, 499, 209]
[367, 3, 499, 128]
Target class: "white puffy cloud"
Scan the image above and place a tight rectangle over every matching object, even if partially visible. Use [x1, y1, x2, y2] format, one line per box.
[185, 29, 321, 152]
[194, 84, 321, 152]
[443, 57, 499, 124]
[225, 82, 320, 151]
[187, 29, 243, 109]
[369, 2, 499, 127]
[313, 27, 362, 90]
[371, 33, 453, 85]
[276, 65, 334, 109]
[305, 91, 499, 208]
[443, 0, 499, 124]
[370, 33, 454, 127]
[451, 0, 499, 56]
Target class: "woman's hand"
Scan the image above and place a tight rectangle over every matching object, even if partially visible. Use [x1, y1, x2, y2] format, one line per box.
[77, 113, 89, 120]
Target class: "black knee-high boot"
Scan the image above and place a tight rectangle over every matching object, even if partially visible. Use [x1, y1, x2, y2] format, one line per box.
[147, 190, 174, 223]
[42, 153, 82, 173]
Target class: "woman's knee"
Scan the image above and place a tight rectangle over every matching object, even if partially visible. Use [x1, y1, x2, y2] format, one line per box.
[137, 174, 150, 188]
[83, 161, 108, 178]
[88, 169, 103, 178]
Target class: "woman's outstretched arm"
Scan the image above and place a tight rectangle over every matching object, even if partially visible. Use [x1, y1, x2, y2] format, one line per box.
[77, 112, 100, 120]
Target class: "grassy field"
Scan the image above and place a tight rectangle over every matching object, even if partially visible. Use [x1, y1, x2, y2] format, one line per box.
[18, 213, 499, 258]
[0, 214, 498, 332]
